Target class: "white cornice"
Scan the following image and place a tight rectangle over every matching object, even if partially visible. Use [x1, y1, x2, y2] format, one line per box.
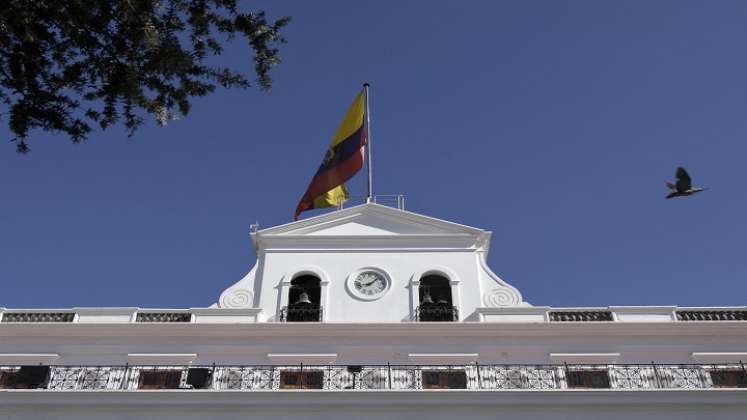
[408, 353, 479, 364]
[609, 306, 677, 322]
[259, 234, 486, 252]
[252, 203, 491, 253]
[74, 307, 137, 323]
[191, 308, 262, 323]
[0, 353, 59, 364]
[127, 353, 197, 364]
[267, 353, 338, 364]
[258, 203, 486, 236]
[1, 322, 746, 339]
[549, 353, 621, 363]
[691, 352, 747, 363]
[1, 389, 746, 407]
[476, 309, 547, 322]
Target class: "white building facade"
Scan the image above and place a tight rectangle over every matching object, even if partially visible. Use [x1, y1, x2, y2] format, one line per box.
[1, 203, 746, 419]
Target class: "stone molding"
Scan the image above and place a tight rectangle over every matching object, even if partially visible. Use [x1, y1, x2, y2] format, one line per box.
[127, 353, 197, 364]
[190, 308, 262, 323]
[218, 264, 257, 309]
[74, 308, 138, 323]
[3, 321, 746, 339]
[477, 253, 526, 308]
[408, 353, 479, 364]
[0, 353, 59, 364]
[476, 307, 551, 322]
[2, 389, 747, 407]
[549, 353, 621, 364]
[691, 352, 747, 363]
[0, 306, 745, 326]
[610, 306, 677, 322]
[266, 353, 338, 364]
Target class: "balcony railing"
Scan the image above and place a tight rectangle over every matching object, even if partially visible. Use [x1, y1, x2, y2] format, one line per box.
[677, 310, 747, 321]
[2, 363, 747, 391]
[2, 306, 746, 324]
[135, 312, 192, 323]
[279, 306, 323, 322]
[415, 305, 459, 322]
[1, 312, 75, 323]
[549, 311, 613, 322]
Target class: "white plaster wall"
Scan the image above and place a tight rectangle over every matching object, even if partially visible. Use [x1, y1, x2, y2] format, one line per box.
[257, 251, 480, 322]
[217, 203, 526, 314]
[2, 391, 747, 420]
[1, 324, 746, 365]
[3, 404, 746, 420]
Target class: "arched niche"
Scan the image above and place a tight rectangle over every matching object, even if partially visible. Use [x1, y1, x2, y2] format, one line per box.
[410, 267, 461, 322]
[278, 267, 329, 322]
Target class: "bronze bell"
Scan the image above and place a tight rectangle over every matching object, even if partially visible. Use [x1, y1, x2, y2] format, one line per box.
[421, 291, 435, 305]
[294, 291, 312, 305]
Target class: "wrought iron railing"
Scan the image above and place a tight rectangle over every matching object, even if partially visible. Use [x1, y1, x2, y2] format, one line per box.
[2, 307, 746, 324]
[135, 312, 192, 323]
[279, 306, 323, 322]
[549, 311, 614, 322]
[2, 363, 747, 391]
[1, 312, 75, 323]
[415, 305, 459, 322]
[676, 310, 747, 321]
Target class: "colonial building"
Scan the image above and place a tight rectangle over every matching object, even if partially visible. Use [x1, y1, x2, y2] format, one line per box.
[1, 202, 746, 419]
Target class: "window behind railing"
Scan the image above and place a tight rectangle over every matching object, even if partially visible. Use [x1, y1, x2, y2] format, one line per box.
[421, 370, 467, 389]
[0, 366, 50, 389]
[710, 369, 747, 388]
[566, 370, 611, 389]
[186, 368, 212, 389]
[279, 371, 324, 389]
[138, 370, 182, 389]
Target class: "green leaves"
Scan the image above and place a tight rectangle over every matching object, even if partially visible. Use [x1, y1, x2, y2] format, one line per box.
[0, 0, 289, 153]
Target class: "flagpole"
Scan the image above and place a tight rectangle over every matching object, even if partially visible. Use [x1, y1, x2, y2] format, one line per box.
[363, 83, 373, 203]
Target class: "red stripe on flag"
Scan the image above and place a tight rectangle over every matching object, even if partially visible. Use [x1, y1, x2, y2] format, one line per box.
[295, 145, 365, 220]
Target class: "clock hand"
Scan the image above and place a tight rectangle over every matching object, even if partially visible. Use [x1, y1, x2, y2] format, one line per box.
[362, 279, 377, 286]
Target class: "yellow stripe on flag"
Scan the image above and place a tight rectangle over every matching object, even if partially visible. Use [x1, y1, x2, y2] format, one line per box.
[330, 90, 365, 148]
[312, 184, 349, 209]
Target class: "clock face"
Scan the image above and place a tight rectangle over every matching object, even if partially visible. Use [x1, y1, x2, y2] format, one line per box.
[351, 271, 389, 300]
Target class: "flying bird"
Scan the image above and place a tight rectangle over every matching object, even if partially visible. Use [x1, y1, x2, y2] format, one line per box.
[666, 167, 707, 199]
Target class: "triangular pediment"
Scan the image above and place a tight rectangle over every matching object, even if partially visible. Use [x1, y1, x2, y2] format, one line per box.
[258, 203, 485, 237]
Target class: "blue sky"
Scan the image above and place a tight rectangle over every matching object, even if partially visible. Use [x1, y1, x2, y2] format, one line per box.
[2, 1, 746, 309]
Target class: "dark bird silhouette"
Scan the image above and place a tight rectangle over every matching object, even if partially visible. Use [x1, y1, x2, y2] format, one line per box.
[666, 167, 707, 199]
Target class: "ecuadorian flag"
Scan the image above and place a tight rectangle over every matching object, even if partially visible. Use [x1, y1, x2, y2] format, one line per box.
[295, 90, 367, 220]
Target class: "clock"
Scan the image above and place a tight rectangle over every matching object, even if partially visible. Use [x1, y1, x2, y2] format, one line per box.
[347, 269, 391, 300]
